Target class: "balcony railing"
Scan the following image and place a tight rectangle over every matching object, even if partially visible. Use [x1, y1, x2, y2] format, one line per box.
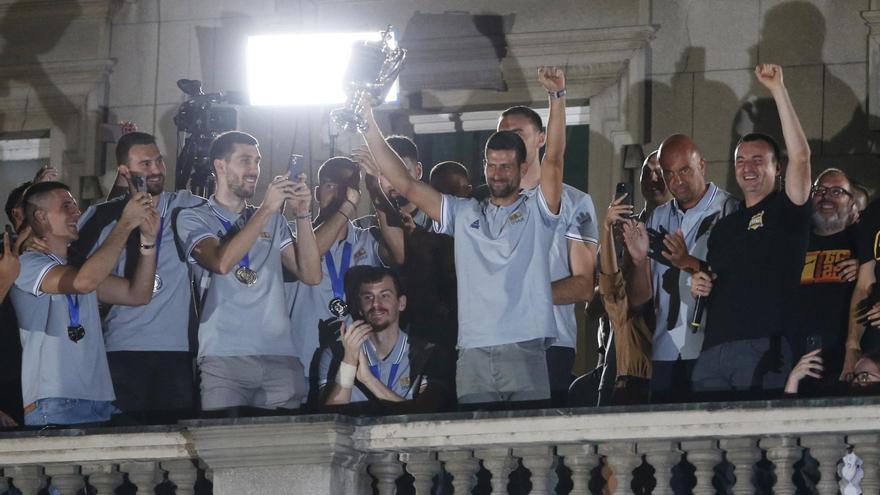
[1, 397, 880, 494]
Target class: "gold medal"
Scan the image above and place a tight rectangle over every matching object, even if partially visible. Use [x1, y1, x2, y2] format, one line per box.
[235, 266, 258, 286]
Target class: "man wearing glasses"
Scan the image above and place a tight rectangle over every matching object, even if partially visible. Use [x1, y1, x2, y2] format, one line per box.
[785, 169, 859, 394]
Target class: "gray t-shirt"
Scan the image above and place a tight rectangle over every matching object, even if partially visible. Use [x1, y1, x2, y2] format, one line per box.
[539, 184, 599, 350]
[77, 190, 204, 352]
[287, 222, 382, 363]
[646, 183, 739, 361]
[433, 187, 560, 348]
[175, 197, 296, 358]
[318, 331, 415, 402]
[11, 252, 115, 405]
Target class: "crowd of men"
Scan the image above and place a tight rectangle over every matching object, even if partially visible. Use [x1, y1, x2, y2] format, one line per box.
[0, 63, 879, 428]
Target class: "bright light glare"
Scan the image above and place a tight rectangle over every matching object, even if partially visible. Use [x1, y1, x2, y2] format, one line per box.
[247, 31, 399, 106]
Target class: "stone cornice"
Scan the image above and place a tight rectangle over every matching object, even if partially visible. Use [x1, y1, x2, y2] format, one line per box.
[0, 0, 112, 20]
[0, 430, 192, 466]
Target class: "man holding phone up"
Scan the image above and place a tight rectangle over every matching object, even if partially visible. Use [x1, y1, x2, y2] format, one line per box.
[175, 131, 321, 413]
[72, 132, 205, 422]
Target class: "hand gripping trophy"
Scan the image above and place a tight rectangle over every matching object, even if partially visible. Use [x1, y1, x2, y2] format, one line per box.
[331, 26, 406, 133]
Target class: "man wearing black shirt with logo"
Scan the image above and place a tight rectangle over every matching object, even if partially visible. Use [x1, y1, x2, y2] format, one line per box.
[843, 198, 880, 377]
[690, 64, 812, 398]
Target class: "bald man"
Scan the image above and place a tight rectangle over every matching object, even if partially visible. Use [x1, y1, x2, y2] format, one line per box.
[643, 134, 739, 402]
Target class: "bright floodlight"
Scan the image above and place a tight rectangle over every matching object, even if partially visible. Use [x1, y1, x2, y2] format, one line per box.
[247, 31, 399, 106]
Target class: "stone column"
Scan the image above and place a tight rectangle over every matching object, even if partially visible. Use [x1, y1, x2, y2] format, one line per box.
[120, 461, 159, 493]
[192, 421, 366, 495]
[848, 433, 880, 495]
[513, 446, 556, 495]
[161, 459, 198, 495]
[401, 452, 440, 495]
[681, 440, 722, 495]
[638, 441, 680, 495]
[599, 442, 640, 495]
[7, 465, 45, 495]
[439, 450, 479, 494]
[719, 437, 760, 495]
[761, 436, 802, 495]
[557, 444, 600, 495]
[82, 463, 123, 495]
[45, 464, 83, 495]
[368, 452, 404, 495]
[800, 434, 845, 495]
[474, 448, 515, 494]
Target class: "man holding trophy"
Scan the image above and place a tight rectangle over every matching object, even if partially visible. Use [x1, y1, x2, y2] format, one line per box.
[347, 58, 568, 407]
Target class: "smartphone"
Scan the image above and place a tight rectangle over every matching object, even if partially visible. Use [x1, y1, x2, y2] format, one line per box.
[615, 182, 634, 206]
[288, 154, 304, 181]
[131, 175, 147, 193]
[805, 335, 823, 353]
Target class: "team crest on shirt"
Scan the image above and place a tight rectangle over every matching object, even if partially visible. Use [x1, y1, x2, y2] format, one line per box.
[748, 211, 765, 230]
[353, 248, 368, 261]
[260, 232, 271, 240]
[470, 220, 480, 229]
[398, 375, 410, 388]
[508, 211, 524, 224]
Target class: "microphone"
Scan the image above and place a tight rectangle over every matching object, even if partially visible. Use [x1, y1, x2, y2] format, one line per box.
[690, 295, 706, 332]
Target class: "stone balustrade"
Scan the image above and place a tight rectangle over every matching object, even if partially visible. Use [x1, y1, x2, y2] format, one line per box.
[1, 397, 879, 494]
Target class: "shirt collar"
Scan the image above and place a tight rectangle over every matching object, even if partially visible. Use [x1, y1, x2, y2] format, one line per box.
[671, 183, 719, 215]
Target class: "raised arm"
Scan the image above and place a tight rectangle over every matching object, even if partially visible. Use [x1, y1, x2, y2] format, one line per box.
[538, 66, 566, 214]
[40, 193, 154, 294]
[191, 176, 293, 275]
[356, 107, 443, 222]
[0, 232, 21, 301]
[281, 176, 322, 284]
[755, 64, 811, 205]
[313, 187, 361, 255]
[96, 207, 160, 306]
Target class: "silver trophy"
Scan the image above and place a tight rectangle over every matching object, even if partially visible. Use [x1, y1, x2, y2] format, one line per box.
[331, 26, 406, 133]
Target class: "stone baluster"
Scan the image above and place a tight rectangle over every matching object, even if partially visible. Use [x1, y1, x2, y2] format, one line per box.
[761, 436, 802, 495]
[368, 452, 404, 495]
[82, 463, 122, 494]
[557, 444, 600, 495]
[513, 446, 556, 495]
[121, 461, 158, 494]
[45, 464, 83, 495]
[599, 442, 640, 495]
[161, 459, 198, 495]
[7, 465, 46, 495]
[475, 448, 516, 494]
[401, 452, 441, 495]
[719, 437, 760, 495]
[848, 434, 880, 495]
[0, 469, 9, 495]
[439, 450, 479, 494]
[681, 440, 722, 495]
[800, 434, 845, 494]
[638, 441, 680, 495]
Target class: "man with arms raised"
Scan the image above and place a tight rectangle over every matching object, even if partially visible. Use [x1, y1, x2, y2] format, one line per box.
[354, 67, 566, 406]
[497, 104, 598, 404]
[691, 64, 812, 397]
[175, 131, 321, 414]
[72, 132, 205, 423]
[11, 182, 158, 425]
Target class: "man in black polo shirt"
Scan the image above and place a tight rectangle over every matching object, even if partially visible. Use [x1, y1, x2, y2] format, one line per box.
[690, 64, 812, 398]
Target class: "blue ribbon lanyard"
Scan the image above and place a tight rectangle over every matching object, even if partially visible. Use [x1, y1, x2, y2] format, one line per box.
[324, 242, 353, 300]
[47, 254, 80, 328]
[210, 207, 250, 270]
[154, 195, 167, 260]
[364, 334, 407, 389]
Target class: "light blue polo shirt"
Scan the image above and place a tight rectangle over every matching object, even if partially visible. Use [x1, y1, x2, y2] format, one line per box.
[318, 331, 415, 402]
[77, 191, 204, 352]
[175, 197, 297, 358]
[434, 187, 560, 348]
[11, 252, 115, 406]
[646, 183, 739, 361]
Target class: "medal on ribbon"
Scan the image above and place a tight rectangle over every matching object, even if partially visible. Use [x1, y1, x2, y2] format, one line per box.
[326, 242, 352, 318]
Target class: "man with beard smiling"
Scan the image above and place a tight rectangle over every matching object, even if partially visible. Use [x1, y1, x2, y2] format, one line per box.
[175, 131, 321, 414]
[318, 266, 451, 412]
[73, 132, 205, 423]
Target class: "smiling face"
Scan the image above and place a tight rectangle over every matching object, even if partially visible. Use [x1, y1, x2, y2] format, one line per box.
[34, 188, 81, 241]
[484, 148, 525, 200]
[734, 139, 779, 205]
[358, 275, 406, 332]
[216, 143, 261, 199]
[640, 152, 670, 206]
[121, 143, 166, 196]
[811, 171, 854, 234]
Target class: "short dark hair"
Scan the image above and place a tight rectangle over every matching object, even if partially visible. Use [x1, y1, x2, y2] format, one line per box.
[344, 266, 403, 311]
[22, 181, 70, 227]
[318, 156, 359, 185]
[737, 133, 781, 164]
[209, 131, 259, 164]
[429, 161, 470, 183]
[386, 135, 419, 163]
[485, 131, 527, 165]
[115, 132, 157, 165]
[501, 106, 544, 132]
[5, 181, 31, 224]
